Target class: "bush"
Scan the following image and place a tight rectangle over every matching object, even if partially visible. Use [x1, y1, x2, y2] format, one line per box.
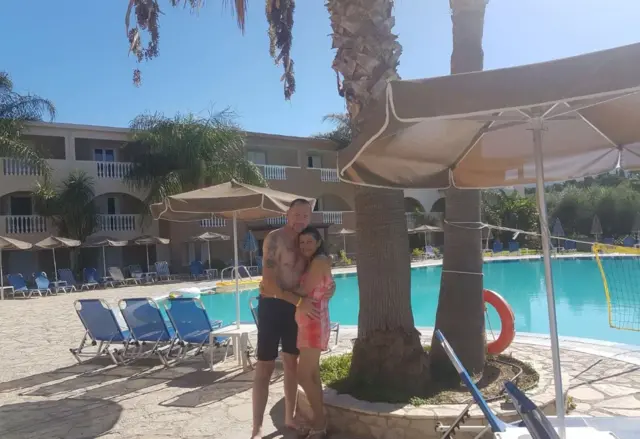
[412, 248, 425, 258]
[338, 250, 352, 265]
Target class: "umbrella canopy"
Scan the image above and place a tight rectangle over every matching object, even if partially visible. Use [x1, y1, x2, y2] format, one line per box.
[150, 180, 316, 220]
[35, 236, 81, 282]
[591, 215, 603, 237]
[192, 232, 230, 270]
[338, 42, 640, 188]
[0, 236, 32, 299]
[242, 231, 258, 253]
[132, 235, 170, 245]
[83, 236, 129, 278]
[408, 225, 443, 233]
[331, 228, 356, 236]
[551, 218, 565, 237]
[151, 181, 314, 329]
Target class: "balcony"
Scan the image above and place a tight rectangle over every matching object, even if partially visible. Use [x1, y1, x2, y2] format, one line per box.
[96, 161, 133, 179]
[322, 211, 344, 225]
[98, 214, 137, 232]
[2, 158, 44, 177]
[266, 216, 287, 226]
[317, 168, 340, 183]
[200, 217, 227, 228]
[3, 215, 48, 235]
[256, 164, 290, 180]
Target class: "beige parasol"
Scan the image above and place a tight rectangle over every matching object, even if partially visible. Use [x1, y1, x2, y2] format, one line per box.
[83, 236, 129, 278]
[337, 42, 640, 433]
[0, 236, 32, 300]
[151, 180, 315, 328]
[408, 224, 443, 251]
[191, 232, 230, 269]
[35, 236, 81, 281]
[131, 235, 170, 272]
[331, 228, 356, 253]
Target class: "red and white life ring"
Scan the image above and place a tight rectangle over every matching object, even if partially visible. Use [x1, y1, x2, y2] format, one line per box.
[484, 289, 516, 355]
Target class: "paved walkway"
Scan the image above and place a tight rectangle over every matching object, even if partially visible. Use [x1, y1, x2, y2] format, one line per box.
[1, 282, 640, 438]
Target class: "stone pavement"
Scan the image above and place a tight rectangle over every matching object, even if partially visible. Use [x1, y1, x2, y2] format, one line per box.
[0, 282, 640, 438]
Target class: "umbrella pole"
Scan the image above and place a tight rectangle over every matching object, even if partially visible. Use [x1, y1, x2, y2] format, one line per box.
[343, 235, 346, 253]
[0, 249, 4, 301]
[208, 241, 212, 269]
[146, 244, 150, 272]
[532, 120, 566, 438]
[233, 212, 240, 329]
[52, 248, 58, 281]
[102, 246, 107, 278]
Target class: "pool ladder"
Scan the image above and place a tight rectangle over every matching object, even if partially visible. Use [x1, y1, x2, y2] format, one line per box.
[220, 265, 253, 282]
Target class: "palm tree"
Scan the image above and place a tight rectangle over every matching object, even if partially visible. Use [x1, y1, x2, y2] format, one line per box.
[429, 0, 488, 382]
[123, 112, 265, 205]
[124, 0, 427, 395]
[0, 71, 55, 170]
[33, 171, 99, 268]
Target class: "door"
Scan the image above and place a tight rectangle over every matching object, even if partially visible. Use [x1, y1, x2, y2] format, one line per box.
[307, 155, 322, 168]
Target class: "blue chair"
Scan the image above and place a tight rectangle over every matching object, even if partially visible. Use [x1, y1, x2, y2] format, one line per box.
[189, 260, 206, 279]
[564, 240, 577, 252]
[70, 299, 133, 365]
[603, 237, 615, 245]
[8, 273, 48, 298]
[623, 236, 636, 247]
[492, 240, 504, 254]
[118, 298, 177, 366]
[33, 272, 54, 296]
[163, 297, 229, 370]
[508, 241, 520, 254]
[83, 267, 100, 288]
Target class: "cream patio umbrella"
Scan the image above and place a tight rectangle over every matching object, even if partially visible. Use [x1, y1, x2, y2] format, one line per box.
[591, 215, 603, 242]
[35, 236, 81, 281]
[83, 236, 129, 278]
[408, 224, 442, 252]
[150, 180, 315, 329]
[0, 237, 32, 300]
[192, 231, 230, 269]
[338, 42, 640, 435]
[131, 235, 170, 272]
[331, 228, 355, 254]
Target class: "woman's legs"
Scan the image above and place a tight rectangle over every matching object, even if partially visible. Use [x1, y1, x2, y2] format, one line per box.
[297, 347, 326, 431]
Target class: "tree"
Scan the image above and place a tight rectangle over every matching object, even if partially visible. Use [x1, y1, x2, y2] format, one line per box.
[123, 112, 265, 205]
[124, 0, 426, 396]
[430, 0, 488, 382]
[0, 71, 55, 170]
[482, 190, 539, 247]
[34, 171, 99, 268]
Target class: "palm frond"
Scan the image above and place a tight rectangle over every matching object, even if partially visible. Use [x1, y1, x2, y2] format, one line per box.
[314, 112, 352, 148]
[266, 0, 296, 99]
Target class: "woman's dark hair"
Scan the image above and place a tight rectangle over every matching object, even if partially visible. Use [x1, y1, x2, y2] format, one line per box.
[299, 226, 327, 259]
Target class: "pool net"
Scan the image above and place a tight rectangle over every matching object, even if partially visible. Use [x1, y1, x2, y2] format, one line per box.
[593, 243, 640, 332]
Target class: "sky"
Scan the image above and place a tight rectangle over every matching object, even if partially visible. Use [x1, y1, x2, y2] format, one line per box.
[2, 0, 639, 137]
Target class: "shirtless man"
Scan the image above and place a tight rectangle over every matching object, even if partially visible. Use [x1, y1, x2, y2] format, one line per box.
[251, 199, 333, 438]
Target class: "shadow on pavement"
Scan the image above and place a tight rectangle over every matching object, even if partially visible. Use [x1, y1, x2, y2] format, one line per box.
[0, 398, 122, 439]
[0, 357, 114, 393]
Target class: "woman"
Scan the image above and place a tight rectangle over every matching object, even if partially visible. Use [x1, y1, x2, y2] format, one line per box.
[295, 226, 334, 438]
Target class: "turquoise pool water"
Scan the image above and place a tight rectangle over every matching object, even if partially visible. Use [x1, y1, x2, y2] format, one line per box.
[198, 258, 640, 346]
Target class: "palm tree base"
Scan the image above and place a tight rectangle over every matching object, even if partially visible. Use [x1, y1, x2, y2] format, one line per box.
[348, 328, 429, 400]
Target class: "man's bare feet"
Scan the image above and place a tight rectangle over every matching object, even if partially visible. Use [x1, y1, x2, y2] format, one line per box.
[250, 426, 262, 439]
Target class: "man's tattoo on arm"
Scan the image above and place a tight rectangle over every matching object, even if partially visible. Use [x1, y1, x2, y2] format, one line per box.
[264, 235, 278, 269]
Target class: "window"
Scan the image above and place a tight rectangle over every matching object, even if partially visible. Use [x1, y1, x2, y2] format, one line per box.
[94, 148, 115, 162]
[10, 196, 32, 216]
[307, 155, 322, 168]
[314, 198, 322, 212]
[107, 197, 117, 215]
[247, 150, 266, 165]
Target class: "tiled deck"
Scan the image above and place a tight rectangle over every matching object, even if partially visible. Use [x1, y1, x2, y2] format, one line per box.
[1, 280, 640, 438]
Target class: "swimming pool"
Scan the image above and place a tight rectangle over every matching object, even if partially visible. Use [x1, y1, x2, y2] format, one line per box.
[197, 257, 640, 346]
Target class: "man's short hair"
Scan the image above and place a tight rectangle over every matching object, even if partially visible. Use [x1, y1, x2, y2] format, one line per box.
[289, 198, 311, 209]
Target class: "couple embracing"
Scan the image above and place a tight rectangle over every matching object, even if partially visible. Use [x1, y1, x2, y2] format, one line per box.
[252, 199, 336, 439]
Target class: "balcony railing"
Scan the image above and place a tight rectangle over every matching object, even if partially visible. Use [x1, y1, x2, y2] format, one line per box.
[5, 215, 47, 234]
[266, 216, 287, 226]
[96, 161, 133, 179]
[200, 217, 227, 228]
[256, 164, 288, 180]
[98, 214, 137, 232]
[318, 168, 340, 182]
[2, 158, 44, 176]
[322, 211, 343, 224]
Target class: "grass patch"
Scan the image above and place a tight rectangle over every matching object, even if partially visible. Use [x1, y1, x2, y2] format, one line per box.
[319, 345, 539, 406]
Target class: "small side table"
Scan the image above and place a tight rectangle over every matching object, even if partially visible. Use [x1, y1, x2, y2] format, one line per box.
[210, 323, 257, 369]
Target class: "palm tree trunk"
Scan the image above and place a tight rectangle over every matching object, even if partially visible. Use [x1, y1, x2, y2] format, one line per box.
[328, 0, 429, 395]
[430, 0, 488, 382]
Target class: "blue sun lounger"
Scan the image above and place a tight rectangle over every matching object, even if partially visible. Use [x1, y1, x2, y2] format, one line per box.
[70, 299, 133, 365]
[435, 330, 632, 438]
[163, 297, 230, 371]
[118, 298, 177, 366]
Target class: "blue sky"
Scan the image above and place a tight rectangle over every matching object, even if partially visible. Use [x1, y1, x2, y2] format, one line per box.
[2, 0, 639, 137]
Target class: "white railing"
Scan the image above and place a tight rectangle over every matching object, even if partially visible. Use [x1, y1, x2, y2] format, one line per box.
[96, 161, 133, 179]
[322, 211, 343, 224]
[266, 216, 287, 226]
[319, 168, 339, 182]
[98, 214, 137, 232]
[2, 158, 43, 176]
[200, 217, 226, 228]
[257, 164, 288, 180]
[4, 215, 47, 234]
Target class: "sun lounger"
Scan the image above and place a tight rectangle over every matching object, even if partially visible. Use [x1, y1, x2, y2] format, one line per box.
[508, 241, 521, 255]
[82, 267, 100, 289]
[434, 329, 627, 438]
[7, 273, 32, 298]
[32, 272, 55, 296]
[189, 260, 207, 280]
[163, 297, 230, 371]
[154, 261, 176, 281]
[118, 298, 177, 365]
[70, 299, 133, 365]
[108, 266, 140, 286]
[425, 245, 439, 259]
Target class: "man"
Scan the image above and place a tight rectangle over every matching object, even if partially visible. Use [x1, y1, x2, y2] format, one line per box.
[251, 198, 334, 439]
